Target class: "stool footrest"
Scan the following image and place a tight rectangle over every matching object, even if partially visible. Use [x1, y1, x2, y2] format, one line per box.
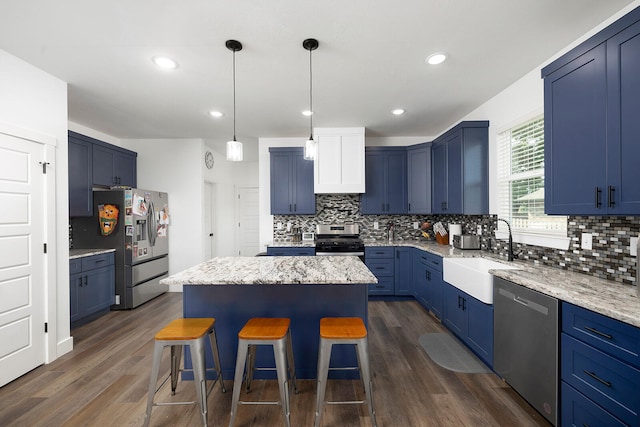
[327, 366, 359, 371]
[154, 400, 198, 407]
[239, 400, 281, 406]
[326, 400, 366, 405]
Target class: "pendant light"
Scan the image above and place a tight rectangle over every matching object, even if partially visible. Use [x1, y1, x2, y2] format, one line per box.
[226, 39, 243, 162]
[303, 38, 319, 161]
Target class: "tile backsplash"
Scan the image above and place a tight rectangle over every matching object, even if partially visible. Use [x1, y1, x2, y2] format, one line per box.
[273, 194, 640, 286]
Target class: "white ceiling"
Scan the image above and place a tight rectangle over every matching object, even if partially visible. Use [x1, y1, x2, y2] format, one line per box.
[0, 0, 635, 160]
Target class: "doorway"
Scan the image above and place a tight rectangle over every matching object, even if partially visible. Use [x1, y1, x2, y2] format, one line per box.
[236, 187, 259, 257]
[204, 181, 217, 260]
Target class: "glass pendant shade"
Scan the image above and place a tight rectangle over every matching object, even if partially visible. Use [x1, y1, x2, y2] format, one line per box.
[304, 137, 316, 161]
[226, 139, 243, 161]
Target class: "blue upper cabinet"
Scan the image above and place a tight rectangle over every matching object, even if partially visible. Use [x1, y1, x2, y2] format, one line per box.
[269, 147, 315, 215]
[361, 147, 408, 214]
[91, 140, 137, 188]
[68, 135, 93, 217]
[407, 143, 432, 214]
[431, 121, 488, 215]
[543, 9, 640, 215]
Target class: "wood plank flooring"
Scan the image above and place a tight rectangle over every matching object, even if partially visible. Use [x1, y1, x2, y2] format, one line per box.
[0, 293, 552, 426]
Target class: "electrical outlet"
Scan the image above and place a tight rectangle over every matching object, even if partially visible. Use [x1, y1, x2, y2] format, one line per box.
[477, 225, 482, 236]
[287, 222, 292, 232]
[374, 221, 379, 230]
[277, 222, 283, 230]
[581, 232, 593, 250]
[631, 237, 638, 256]
[413, 222, 419, 229]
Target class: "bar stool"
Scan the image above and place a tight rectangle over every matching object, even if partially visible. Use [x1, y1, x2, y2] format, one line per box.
[229, 318, 297, 427]
[314, 317, 377, 427]
[144, 318, 226, 427]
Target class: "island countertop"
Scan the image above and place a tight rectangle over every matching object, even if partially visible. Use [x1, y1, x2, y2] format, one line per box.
[160, 255, 377, 286]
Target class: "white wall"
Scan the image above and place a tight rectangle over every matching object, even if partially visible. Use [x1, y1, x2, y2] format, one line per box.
[0, 49, 71, 361]
[122, 138, 204, 280]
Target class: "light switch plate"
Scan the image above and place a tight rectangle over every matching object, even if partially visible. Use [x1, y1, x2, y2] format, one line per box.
[374, 221, 379, 230]
[413, 222, 419, 229]
[477, 225, 482, 236]
[581, 232, 593, 250]
[631, 237, 638, 256]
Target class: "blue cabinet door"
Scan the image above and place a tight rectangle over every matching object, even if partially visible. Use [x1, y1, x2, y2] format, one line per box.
[466, 296, 493, 366]
[386, 151, 408, 214]
[607, 20, 640, 214]
[361, 148, 407, 214]
[361, 152, 385, 214]
[445, 131, 463, 214]
[443, 282, 466, 338]
[544, 43, 607, 214]
[114, 151, 137, 188]
[92, 144, 116, 187]
[407, 144, 431, 214]
[270, 148, 315, 215]
[428, 267, 444, 320]
[266, 247, 315, 256]
[292, 151, 315, 214]
[462, 127, 489, 215]
[270, 150, 292, 214]
[68, 136, 93, 217]
[431, 142, 447, 214]
[394, 247, 413, 295]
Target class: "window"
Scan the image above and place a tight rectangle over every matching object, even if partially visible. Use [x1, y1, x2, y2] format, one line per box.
[497, 116, 566, 236]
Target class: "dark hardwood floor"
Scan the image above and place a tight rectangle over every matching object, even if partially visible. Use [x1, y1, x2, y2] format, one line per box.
[0, 292, 551, 426]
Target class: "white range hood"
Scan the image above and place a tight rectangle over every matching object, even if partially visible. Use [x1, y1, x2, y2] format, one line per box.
[313, 127, 365, 193]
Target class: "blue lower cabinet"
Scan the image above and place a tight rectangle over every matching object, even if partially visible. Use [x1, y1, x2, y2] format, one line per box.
[365, 247, 394, 296]
[369, 276, 394, 295]
[560, 302, 640, 426]
[266, 247, 315, 256]
[442, 282, 493, 368]
[69, 252, 115, 327]
[394, 247, 413, 295]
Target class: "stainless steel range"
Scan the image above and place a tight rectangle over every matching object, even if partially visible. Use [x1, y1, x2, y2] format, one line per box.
[314, 224, 365, 259]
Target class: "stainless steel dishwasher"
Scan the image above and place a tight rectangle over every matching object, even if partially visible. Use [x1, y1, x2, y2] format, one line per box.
[494, 277, 558, 426]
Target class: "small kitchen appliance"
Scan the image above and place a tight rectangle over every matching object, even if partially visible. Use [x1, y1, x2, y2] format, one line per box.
[453, 234, 481, 250]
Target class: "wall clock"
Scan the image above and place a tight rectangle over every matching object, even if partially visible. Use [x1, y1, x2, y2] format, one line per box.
[205, 151, 214, 169]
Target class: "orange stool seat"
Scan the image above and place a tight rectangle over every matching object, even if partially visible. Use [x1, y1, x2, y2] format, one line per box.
[155, 318, 215, 341]
[238, 318, 290, 340]
[320, 317, 367, 340]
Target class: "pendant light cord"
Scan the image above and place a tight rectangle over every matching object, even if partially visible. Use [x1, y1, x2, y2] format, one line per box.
[309, 46, 313, 137]
[232, 49, 237, 141]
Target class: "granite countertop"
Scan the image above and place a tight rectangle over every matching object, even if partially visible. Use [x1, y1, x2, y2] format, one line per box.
[267, 241, 316, 248]
[69, 248, 116, 259]
[160, 256, 378, 286]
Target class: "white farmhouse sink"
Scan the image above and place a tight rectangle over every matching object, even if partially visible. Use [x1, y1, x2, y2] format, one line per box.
[443, 257, 520, 304]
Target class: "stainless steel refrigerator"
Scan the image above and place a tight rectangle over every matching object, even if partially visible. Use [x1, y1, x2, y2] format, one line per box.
[72, 188, 170, 309]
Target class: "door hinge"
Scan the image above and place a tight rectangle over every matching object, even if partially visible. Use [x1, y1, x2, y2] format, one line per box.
[44, 322, 48, 333]
[238, 222, 241, 227]
[238, 194, 240, 199]
[44, 243, 47, 253]
[39, 161, 50, 174]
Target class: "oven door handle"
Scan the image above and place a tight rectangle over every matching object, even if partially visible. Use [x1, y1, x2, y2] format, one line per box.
[316, 251, 365, 257]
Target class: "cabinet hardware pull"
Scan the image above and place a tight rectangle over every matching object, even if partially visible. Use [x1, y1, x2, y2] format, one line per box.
[294, 203, 297, 212]
[584, 326, 613, 340]
[78, 277, 83, 287]
[84, 276, 88, 286]
[462, 298, 466, 311]
[583, 370, 611, 387]
[95, 259, 106, 263]
[595, 187, 602, 208]
[386, 203, 390, 211]
[457, 295, 462, 308]
[375, 285, 384, 289]
[608, 186, 615, 208]
[381, 203, 385, 211]
[289, 204, 292, 212]
[426, 271, 431, 280]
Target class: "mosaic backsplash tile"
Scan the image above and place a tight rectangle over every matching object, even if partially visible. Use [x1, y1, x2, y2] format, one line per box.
[273, 194, 640, 286]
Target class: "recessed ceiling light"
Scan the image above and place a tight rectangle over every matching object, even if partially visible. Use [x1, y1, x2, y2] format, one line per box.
[426, 52, 447, 65]
[152, 56, 178, 70]
[302, 110, 313, 117]
[392, 109, 405, 115]
[209, 111, 223, 118]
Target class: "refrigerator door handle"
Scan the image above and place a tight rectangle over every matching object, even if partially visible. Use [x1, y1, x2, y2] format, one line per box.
[148, 200, 157, 246]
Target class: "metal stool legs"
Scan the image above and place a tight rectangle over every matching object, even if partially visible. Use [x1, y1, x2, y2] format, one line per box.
[314, 319, 377, 427]
[229, 321, 296, 427]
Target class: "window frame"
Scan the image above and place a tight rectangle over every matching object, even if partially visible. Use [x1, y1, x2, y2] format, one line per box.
[495, 113, 569, 250]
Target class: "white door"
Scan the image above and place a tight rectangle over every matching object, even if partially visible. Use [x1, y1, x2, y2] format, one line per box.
[204, 181, 217, 259]
[0, 132, 46, 387]
[237, 187, 259, 257]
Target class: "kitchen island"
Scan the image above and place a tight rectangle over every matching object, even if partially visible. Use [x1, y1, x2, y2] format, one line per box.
[160, 256, 377, 379]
